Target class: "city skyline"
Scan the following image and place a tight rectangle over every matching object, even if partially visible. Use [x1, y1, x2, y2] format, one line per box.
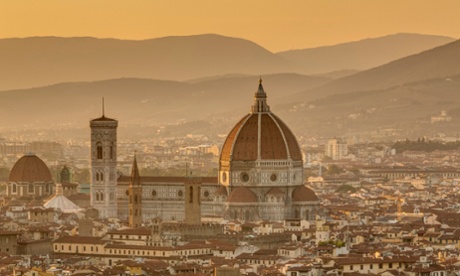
[0, 0, 459, 52]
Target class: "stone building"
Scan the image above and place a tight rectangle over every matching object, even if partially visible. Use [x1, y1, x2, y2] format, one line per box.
[6, 153, 54, 200]
[218, 79, 318, 221]
[97, 80, 318, 223]
[90, 110, 118, 219]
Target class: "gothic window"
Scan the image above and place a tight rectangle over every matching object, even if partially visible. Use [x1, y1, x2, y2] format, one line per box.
[96, 172, 100, 181]
[96, 192, 100, 201]
[110, 142, 114, 160]
[100, 172, 104, 181]
[189, 186, 193, 203]
[100, 193, 104, 201]
[96, 142, 103, 160]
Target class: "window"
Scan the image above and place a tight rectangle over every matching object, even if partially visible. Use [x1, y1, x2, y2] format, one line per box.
[28, 183, 34, 194]
[96, 142, 103, 159]
[389, 263, 393, 268]
[12, 183, 17, 193]
[360, 265, 363, 270]
[189, 186, 193, 203]
[350, 265, 353, 270]
[379, 264, 383, 269]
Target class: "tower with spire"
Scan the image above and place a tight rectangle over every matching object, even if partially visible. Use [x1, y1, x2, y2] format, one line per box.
[128, 154, 142, 228]
[90, 98, 118, 219]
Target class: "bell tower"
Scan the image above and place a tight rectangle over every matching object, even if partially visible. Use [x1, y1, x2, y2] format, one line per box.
[90, 100, 118, 219]
[128, 154, 142, 228]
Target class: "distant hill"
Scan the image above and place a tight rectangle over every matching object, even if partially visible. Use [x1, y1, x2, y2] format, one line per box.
[0, 34, 297, 91]
[277, 33, 455, 74]
[0, 33, 455, 91]
[277, 74, 460, 137]
[285, 38, 460, 103]
[0, 73, 330, 129]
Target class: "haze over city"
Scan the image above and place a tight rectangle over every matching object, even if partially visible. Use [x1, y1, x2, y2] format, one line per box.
[1, 1, 460, 276]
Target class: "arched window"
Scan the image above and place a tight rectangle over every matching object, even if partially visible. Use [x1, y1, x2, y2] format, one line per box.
[96, 142, 103, 160]
[96, 192, 100, 201]
[96, 172, 100, 181]
[28, 183, 34, 194]
[100, 193, 104, 201]
[100, 172, 104, 181]
[189, 186, 193, 203]
[12, 183, 17, 194]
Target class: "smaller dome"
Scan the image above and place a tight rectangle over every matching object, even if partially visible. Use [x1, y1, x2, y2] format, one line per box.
[227, 187, 258, 203]
[9, 154, 52, 183]
[266, 187, 284, 196]
[292, 186, 318, 202]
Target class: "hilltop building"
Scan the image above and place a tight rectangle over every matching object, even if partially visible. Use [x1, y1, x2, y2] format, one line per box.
[325, 138, 348, 160]
[93, 80, 319, 223]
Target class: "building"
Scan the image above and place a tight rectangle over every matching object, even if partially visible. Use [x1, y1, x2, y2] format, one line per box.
[128, 155, 142, 228]
[6, 153, 54, 200]
[325, 138, 348, 160]
[218, 79, 318, 221]
[90, 110, 118, 219]
[98, 80, 318, 223]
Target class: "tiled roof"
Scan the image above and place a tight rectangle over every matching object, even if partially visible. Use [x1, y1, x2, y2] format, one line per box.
[292, 186, 318, 202]
[8, 154, 52, 183]
[227, 187, 258, 203]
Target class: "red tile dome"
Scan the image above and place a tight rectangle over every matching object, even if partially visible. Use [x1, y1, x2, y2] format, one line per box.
[292, 186, 318, 202]
[8, 154, 52, 183]
[220, 80, 302, 163]
[227, 187, 258, 203]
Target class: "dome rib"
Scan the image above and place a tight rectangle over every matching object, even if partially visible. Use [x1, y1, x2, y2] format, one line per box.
[220, 114, 251, 163]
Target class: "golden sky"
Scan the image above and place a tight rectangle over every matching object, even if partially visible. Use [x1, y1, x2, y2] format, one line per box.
[0, 0, 459, 52]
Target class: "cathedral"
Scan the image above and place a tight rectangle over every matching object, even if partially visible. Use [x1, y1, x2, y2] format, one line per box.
[90, 79, 319, 222]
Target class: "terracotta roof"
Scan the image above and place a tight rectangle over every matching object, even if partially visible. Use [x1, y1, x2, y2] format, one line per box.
[220, 113, 302, 162]
[53, 236, 106, 244]
[292, 186, 318, 202]
[266, 187, 284, 196]
[220, 82, 302, 163]
[227, 187, 258, 203]
[8, 154, 52, 183]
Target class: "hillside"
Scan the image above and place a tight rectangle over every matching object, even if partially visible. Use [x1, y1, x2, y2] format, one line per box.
[278, 33, 455, 74]
[0, 73, 330, 129]
[276, 75, 460, 137]
[284, 38, 460, 104]
[0, 34, 296, 91]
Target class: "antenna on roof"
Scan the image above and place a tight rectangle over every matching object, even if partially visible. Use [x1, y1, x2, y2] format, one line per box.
[102, 97, 105, 117]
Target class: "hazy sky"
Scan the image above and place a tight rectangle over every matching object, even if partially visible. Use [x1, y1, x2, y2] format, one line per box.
[1, 0, 459, 52]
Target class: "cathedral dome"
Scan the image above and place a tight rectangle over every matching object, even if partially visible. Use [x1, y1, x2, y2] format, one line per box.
[8, 154, 52, 183]
[220, 80, 302, 163]
[292, 186, 318, 202]
[227, 187, 258, 203]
